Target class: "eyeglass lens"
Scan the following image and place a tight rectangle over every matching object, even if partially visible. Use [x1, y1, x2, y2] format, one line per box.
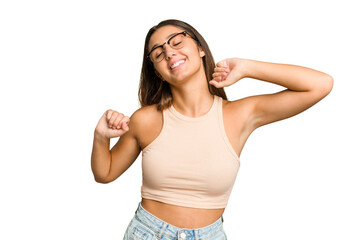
[150, 33, 186, 62]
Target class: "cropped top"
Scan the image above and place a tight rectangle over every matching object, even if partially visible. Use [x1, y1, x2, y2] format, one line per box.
[141, 95, 240, 209]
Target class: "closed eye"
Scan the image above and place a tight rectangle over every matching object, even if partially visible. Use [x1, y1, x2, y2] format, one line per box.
[155, 52, 163, 59]
[173, 41, 182, 46]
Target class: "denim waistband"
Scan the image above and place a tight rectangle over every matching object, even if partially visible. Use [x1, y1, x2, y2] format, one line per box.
[134, 201, 224, 239]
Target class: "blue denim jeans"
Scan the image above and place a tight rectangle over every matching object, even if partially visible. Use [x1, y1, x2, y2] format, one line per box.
[123, 202, 227, 240]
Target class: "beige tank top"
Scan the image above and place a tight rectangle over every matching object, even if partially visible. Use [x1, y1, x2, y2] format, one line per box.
[141, 95, 240, 209]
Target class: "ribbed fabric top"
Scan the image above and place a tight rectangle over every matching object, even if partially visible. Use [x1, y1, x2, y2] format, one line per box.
[141, 95, 240, 209]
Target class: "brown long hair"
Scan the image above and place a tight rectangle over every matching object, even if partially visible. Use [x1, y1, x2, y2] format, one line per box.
[138, 19, 228, 111]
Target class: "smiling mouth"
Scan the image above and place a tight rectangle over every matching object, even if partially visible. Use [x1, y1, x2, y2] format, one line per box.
[170, 60, 185, 70]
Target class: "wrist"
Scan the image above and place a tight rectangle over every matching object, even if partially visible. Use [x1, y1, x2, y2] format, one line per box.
[94, 130, 110, 144]
[237, 58, 252, 79]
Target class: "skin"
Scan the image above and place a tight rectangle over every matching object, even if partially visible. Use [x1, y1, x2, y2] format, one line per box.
[91, 25, 333, 229]
[149, 25, 212, 118]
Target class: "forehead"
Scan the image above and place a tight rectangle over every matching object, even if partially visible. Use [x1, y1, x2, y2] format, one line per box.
[148, 25, 184, 49]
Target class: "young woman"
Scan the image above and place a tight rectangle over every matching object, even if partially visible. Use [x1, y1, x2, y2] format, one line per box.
[91, 19, 333, 240]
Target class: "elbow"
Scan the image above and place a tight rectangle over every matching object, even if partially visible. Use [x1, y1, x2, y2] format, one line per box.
[315, 74, 333, 98]
[95, 179, 110, 184]
[325, 74, 334, 94]
[94, 175, 111, 184]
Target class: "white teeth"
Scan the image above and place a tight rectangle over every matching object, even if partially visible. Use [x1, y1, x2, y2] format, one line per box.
[170, 60, 185, 69]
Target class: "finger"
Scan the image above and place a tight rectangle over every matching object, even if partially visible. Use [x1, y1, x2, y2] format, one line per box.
[210, 77, 228, 88]
[209, 80, 221, 88]
[214, 67, 229, 73]
[120, 117, 130, 130]
[212, 72, 227, 79]
[121, 121, 129, 131]
[113, 115, 124, 129]
[216, 60, 228, 68]
[212, 76, 223, 81]
[116, 116, 130, 130]
[120, 116, 130, 126]
[216, 60, 225, 67]
[109, 112, 123, 127]
[106, 110, 114, 122]
[108, 111, 116, 127]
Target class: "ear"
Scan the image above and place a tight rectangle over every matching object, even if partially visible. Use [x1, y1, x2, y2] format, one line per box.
[198, 46, 205, 57]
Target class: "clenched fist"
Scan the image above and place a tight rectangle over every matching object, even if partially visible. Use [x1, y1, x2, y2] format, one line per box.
[95, 109, 130, 139]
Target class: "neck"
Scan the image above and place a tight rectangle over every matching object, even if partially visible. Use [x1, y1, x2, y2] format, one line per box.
[169, 71, 214, 118]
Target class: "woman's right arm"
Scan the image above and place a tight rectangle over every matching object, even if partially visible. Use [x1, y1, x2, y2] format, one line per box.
[91, 109, 141, 183]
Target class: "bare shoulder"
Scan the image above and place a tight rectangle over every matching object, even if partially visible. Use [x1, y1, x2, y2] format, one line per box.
[130, 104, 163, 150]
[132, 104, 162, 126]
[222, 96, 257, 133]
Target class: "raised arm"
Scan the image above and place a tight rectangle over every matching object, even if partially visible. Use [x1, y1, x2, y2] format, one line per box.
[91, 109, 141, 183]
[210, 58, 333, 130]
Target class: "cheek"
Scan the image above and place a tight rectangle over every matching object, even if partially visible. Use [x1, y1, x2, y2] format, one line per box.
[186, 48, 203, 66]
[188, 45, 204, 61]
[154, 63, 169, 75]
[183, 47, 198, 58]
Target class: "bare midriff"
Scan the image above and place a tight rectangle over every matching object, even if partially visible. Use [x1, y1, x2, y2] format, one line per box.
[141, 198, 225, 229]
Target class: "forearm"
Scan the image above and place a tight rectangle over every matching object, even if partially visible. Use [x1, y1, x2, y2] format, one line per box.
[91, 131, 111, 183]
[242, 59, 333, 92]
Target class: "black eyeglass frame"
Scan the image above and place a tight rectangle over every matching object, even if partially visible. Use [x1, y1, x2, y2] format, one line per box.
[146, 31, 196, 62]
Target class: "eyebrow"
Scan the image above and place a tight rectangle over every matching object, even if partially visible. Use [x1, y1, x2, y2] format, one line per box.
[149, 32, 180, 53]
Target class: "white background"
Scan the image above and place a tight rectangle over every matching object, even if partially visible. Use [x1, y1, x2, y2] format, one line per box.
[1, 0, 359, 239]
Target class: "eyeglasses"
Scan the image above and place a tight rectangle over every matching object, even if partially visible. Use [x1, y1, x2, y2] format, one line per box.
[147, 31, 195, 63]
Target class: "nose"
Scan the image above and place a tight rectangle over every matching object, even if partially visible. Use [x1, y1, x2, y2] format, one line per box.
[163, 44, 176, 60]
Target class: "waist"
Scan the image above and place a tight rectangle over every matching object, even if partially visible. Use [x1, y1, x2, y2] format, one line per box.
[141, 198, 225, 229]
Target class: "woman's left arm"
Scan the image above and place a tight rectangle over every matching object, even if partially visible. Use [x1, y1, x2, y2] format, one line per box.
[210, 58, 334, 129]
